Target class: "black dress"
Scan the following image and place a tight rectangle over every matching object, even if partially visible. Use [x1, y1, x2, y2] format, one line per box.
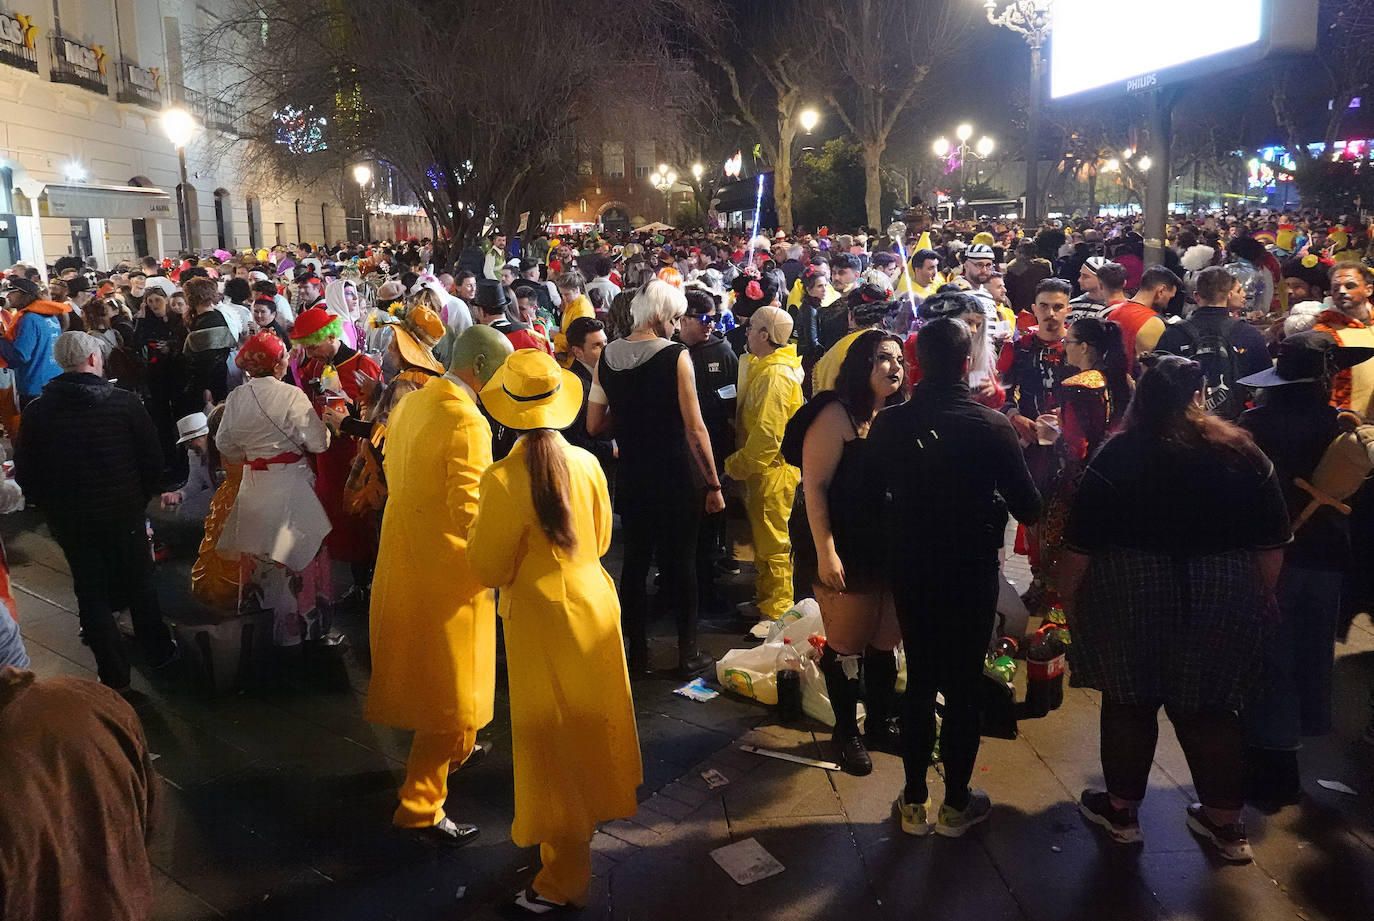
[597, 341, 698, 516]
[789, 392, 885, 594]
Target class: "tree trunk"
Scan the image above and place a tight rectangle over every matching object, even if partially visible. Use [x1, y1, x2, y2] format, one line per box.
[862, 141, 884, 230]
[1087, 171, 1097, 218]
[775, 120, 796, 233]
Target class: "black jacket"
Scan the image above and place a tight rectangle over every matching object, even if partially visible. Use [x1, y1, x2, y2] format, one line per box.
[687, 335, 738, 471]
[566, 359, 616, 469]
[866, 380, 1041, 562]
[15, 372, 163, 525]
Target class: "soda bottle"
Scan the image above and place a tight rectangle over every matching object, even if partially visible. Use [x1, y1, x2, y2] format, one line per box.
[775, 638, 803, 723]
[1024, 623, 1067, 717]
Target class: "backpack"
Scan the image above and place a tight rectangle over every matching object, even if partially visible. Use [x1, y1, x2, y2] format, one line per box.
[1177, 314, 1245, 420]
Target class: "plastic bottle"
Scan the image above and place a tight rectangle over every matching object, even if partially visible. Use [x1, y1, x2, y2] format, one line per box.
[1024, 623, 1067, 717]
[775, 638, 803, 723]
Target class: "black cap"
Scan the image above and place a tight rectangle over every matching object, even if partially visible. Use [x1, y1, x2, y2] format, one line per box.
[65, 275, 90, 295]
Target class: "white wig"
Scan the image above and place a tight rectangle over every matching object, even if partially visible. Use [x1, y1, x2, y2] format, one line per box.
[631, 279, 687, 331]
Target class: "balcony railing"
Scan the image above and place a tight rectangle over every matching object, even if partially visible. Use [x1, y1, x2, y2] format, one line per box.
[0, 32, 38, 74]
[169, 83, 242, 135]
[48, 35, 108, 95]
[115, 60, 162, 108]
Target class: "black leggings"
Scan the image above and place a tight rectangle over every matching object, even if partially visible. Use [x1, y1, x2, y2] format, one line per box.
[1100, 698, 1245, 810]
[895, 556, 1000, 807]
[620, 500, 701, 659]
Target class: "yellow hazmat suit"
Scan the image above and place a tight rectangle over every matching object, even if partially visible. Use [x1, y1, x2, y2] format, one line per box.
[363, 379, 496, 828]
[555, 293, 595, 363]
[726, 345, 804, 619]
[468, 435, 641, 906]
[810, 329, 868, 394]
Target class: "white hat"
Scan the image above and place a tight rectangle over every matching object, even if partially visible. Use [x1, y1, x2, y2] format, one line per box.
[964, 243, 995, 262]
[1083, 256, 1115, 275]
[176, 412, 209, 444]
[143, 276, 176, 298]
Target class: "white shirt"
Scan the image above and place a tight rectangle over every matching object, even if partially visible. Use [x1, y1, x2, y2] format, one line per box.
[273, 294, 296, 325]
[216, 375, 329, 462]
[587, 277, 621, 306]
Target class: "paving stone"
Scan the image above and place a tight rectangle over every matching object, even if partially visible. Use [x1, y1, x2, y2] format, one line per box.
[643, 792, 697, 822]
[601, 819, 663, 848]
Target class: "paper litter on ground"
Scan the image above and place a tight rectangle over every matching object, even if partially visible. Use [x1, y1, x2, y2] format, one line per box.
[700, 768, 730, 789]
[673, 677, 720, 702]
[709, 837, 785, 885]
[1317, 779, 1358, 795]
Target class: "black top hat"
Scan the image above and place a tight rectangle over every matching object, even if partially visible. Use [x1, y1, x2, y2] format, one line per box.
[473, 278, 509, 310]
[1, 276, 39, 297]
[1238, 331, 1374, 389]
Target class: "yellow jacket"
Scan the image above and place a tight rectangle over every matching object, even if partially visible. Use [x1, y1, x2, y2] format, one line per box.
[726, 345, 804, 480]
[468, 435, 641, 844]
[555, 293, 595, 364]
[787, 277, 841, 310]
[363, 378, 496, 733]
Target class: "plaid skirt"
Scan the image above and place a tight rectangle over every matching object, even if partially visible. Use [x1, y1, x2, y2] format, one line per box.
[1068, 548, 1268, 711]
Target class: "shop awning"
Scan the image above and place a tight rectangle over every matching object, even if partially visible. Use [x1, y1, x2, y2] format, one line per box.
[14, 183, 174, 220]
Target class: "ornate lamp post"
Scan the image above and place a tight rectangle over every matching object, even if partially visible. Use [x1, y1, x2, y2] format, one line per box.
[933, 124, 994, 211]
[651, 163, 677, 222]
[981, 0, 1052, 225]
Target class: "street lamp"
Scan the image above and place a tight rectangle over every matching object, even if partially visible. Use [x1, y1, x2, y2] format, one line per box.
[981, 0, 1052, 224]
[352, 163, 373, 242]
[691, 162, 703, 182]
[933, 124, 994, 209]
[162, 106, 198, 252]
[799, 108, 820, 134]
[651, 164, 677, 221]
[1136, 156, 1152, 172]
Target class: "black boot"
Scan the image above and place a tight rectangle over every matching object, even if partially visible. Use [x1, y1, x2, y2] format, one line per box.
[1245, 745, 1301, 810]
[862, 648, 900, 755]
[821, 646, 871, 776]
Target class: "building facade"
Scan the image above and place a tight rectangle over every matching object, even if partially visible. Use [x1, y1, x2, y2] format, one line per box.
[0, 0, 358, 274]
[551, 139, 693, 234]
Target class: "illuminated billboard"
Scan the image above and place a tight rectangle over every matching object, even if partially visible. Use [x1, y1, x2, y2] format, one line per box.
[1050, 0, 1318, 101]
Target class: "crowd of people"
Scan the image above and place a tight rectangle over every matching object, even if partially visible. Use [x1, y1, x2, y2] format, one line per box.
[3, 203, 1374, 916]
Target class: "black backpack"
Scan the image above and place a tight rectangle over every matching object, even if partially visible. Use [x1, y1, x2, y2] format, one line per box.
[1177, 314, 1246, 420]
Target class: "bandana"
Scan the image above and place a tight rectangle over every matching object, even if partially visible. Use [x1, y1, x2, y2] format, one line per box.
[235, 330, 286, 376]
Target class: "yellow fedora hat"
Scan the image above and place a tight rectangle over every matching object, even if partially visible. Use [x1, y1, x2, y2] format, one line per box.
[480, 349, 583, 431]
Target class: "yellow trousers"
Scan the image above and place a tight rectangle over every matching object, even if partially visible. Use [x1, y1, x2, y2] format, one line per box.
[533, 836, 593, 907]
[745, 465, 800, 620]
[393, 728, 477, 828]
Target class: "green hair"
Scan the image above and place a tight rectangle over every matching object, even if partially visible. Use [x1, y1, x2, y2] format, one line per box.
[291, 315, 343, 347]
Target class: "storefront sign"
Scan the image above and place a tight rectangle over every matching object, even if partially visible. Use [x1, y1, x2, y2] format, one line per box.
[0, 11, 38, 73]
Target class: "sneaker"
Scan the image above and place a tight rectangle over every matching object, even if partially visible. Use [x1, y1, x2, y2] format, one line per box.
[895, 791, 934, 836]
[1078, 790, 1143, 844]
[936, 788, 992, 838]
[833, 731, 872, 776]
[1185, 803, 1253, 862]
[677, 651, 715, 678]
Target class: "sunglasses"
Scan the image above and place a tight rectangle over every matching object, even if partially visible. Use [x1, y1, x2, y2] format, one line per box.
[691, 314, 717, 326]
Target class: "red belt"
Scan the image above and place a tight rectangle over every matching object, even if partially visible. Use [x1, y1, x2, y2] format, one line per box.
[246, 452, 302, 470]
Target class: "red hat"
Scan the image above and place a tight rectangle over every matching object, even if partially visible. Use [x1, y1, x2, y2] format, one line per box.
[290, 306, 338, 343]
[235, 330, 287, 376]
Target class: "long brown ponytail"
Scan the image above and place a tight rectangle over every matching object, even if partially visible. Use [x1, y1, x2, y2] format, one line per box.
[524, 429, 577, 551]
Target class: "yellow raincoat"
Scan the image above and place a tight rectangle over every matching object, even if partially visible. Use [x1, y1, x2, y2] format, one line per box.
[468, 435, 640, 905]
[726, 345, 804, 619]
[810, 329, 868, 394]
[555, 294, 595, 364]
[787, 277, 840, 310]
[364, 379, 496, 734]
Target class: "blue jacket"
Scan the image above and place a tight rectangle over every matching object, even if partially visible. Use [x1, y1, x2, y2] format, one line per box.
[0, 306, 66, 397]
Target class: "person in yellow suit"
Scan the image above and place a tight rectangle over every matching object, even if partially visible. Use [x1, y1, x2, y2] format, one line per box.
[553, 271, 594, 364]
[812, 283, 899, 394]
[727, 305, 804, 634]
[469, 350, 641, 914]
[362, 325, 514, 845]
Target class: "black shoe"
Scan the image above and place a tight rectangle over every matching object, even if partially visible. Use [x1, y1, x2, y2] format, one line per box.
[833, 732, 872, 776]
[677, 651, 715, 678]
[864, 718, 901, 755]
[417, 816, 479, 847]
[1185, 803, 1252, 862]
[508, 887, 570, 916]
[448, 740, 493, 775]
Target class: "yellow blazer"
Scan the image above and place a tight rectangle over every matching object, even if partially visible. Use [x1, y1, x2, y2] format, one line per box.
[468, 434, 641, 845]
[363, 378, 496, 733]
